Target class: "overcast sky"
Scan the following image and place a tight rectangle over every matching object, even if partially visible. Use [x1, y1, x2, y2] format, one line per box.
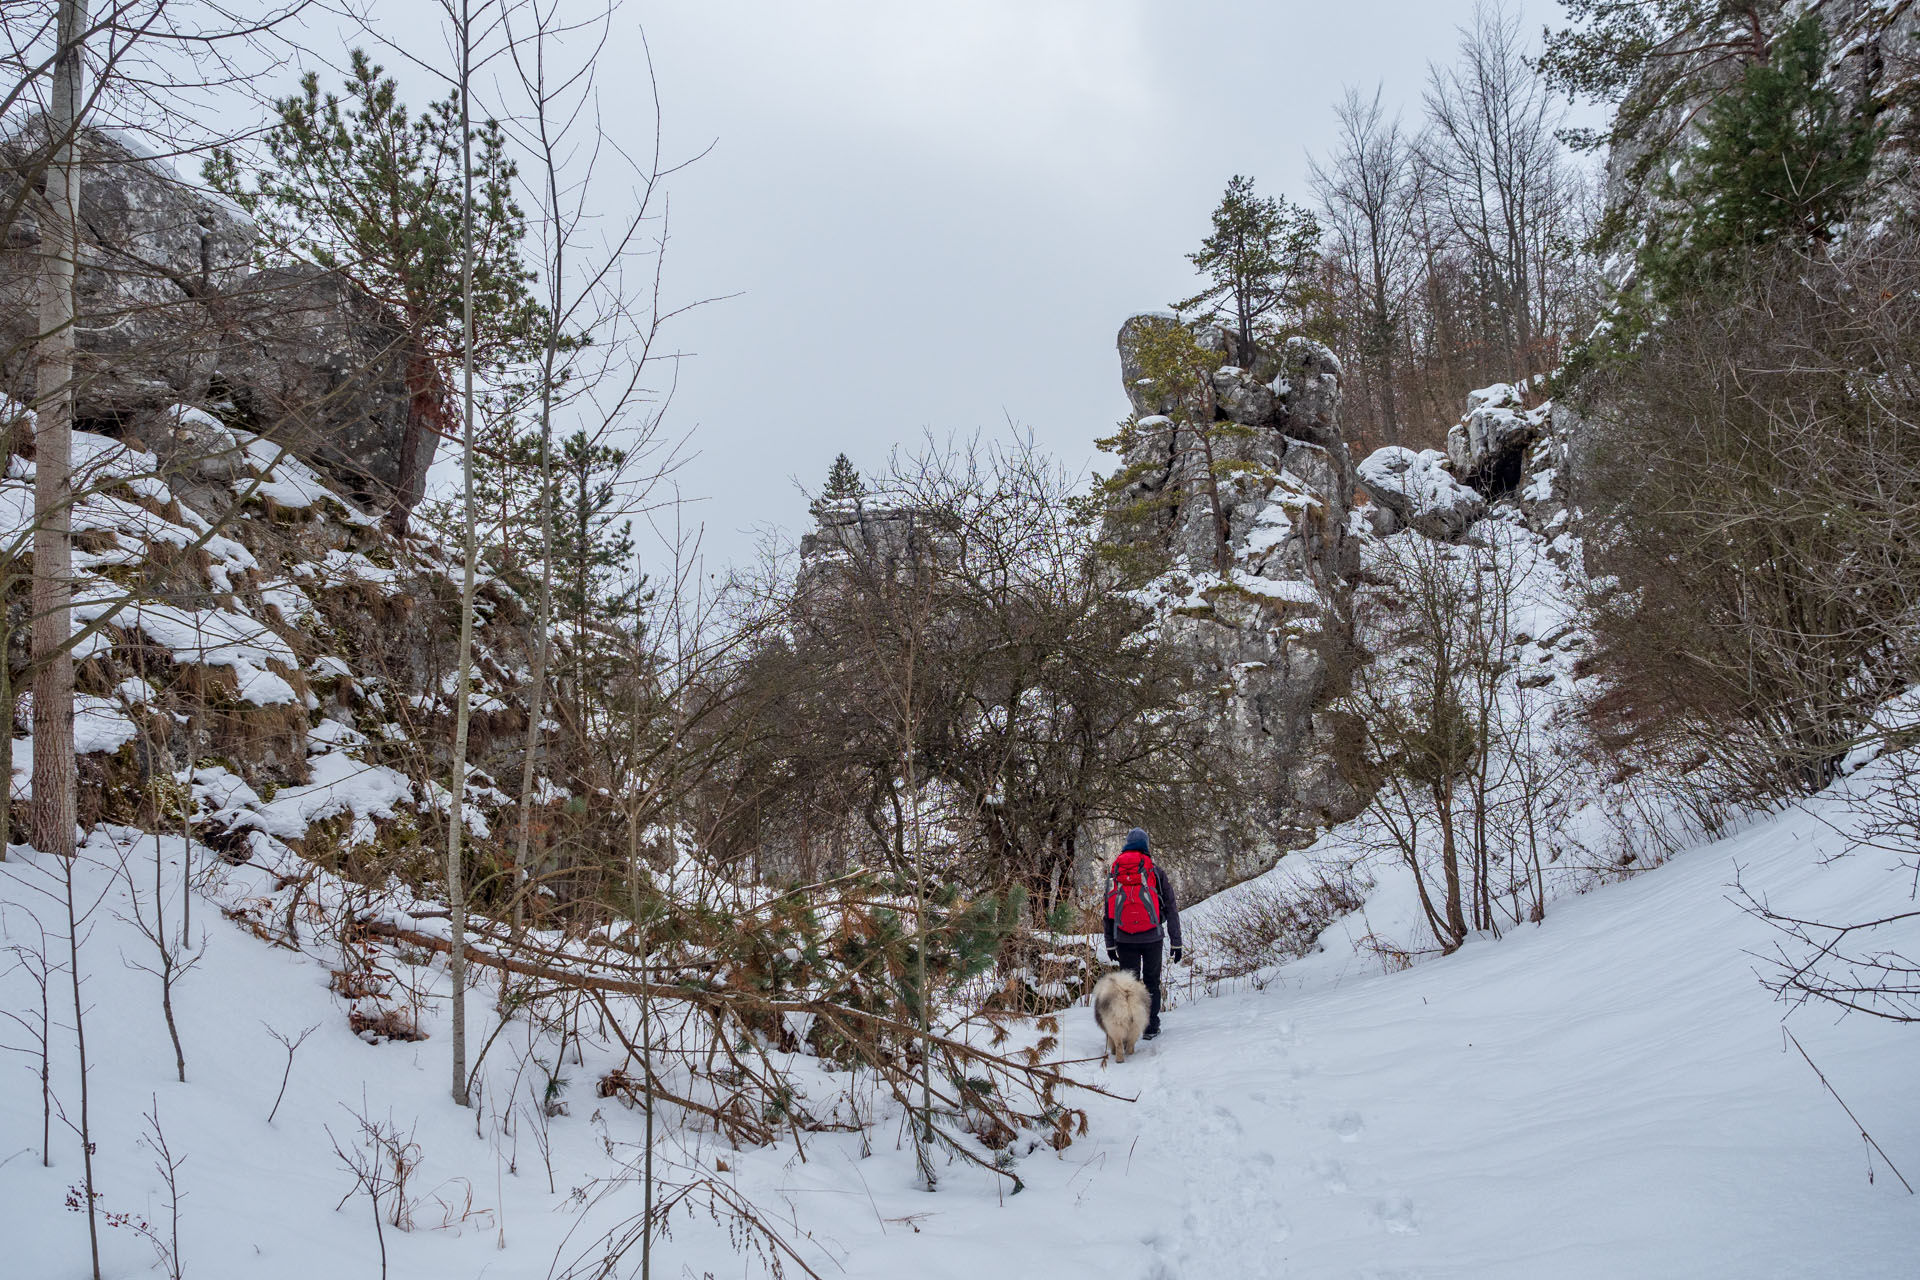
[334, 0, 1578, 572]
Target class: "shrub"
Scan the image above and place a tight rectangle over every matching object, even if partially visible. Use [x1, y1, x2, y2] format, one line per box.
[1199, 868, 1366, 978]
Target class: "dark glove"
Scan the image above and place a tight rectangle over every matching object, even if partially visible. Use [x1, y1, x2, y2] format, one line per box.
[1169, 946, 1184, 964]
[1105, 947, 1118, 964]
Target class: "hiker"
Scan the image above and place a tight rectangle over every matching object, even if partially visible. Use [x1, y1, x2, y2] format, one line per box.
[1103, 826, 1182, 1040]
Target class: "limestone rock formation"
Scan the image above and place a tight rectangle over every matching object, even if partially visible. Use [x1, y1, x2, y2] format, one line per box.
[1106, 314, 1368, 899]
[1117, 312, 1216, 422]
[212, 266, 426, 512]
[1356, 445, 1487, 542]
[1445, 382, 1549, 493]
[0, 126, 253, 413]
[0, 124, 428, 521]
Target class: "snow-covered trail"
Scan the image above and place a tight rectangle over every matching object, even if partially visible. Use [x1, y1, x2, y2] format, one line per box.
[4, 784, 1917, 1278]
[813, 788, 1919, 1279]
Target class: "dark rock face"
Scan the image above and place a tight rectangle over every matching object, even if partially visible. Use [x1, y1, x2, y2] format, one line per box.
[0, 124, 429, 519]
[213, 266, 426, 513]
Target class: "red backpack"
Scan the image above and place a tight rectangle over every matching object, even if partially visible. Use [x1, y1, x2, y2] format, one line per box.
[1107, 849, 1163, 934]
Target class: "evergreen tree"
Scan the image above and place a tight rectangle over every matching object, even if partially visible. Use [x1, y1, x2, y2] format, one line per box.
[205, 52, 542, 519]
[1653, 15, 1876, 273]
[1095, 319, 1276, 578]
[464, 408, 547, 584]
[1582, 12, 1879, 363]
[822, 452, 863, 503]
[1176, 175, 1322, 357]
[554, 429, 641, 635]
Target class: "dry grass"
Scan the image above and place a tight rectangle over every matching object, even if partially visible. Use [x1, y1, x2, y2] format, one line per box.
[349, 1005, 426, 1042]
[1198, 868, 1366, 978]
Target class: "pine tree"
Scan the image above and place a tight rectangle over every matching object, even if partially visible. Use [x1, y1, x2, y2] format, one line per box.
[1176, 175, 1322, 357]
[204, 51, 541, 523]
[553, 431, 640, 631]
[822, 452, 862, 503]
[1655, 15, 1876, 272]
[1095, 319, 1277, 578]
[1584, 12, 1879, 361]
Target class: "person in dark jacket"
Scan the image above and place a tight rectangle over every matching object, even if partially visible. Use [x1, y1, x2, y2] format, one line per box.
[1103, 827, 1181, 1039]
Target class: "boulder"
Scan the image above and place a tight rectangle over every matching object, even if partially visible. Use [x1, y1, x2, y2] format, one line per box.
[213, 264, 425, 514]
[156, 403, 246, 482]
[0, 124, 429, 521]
[0, 124, 254, 416]
[1116, 312, 1215, 422]
[1356, 445, 1487, 541]
[1211, 365, 1279, 425]
[1275, 337, 1344, 449]
[1446, 382, 1547, 493]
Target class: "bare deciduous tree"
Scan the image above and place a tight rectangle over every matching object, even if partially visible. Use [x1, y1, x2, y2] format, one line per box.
[1311, 85, 1422, 444]
[1420, 1, 1583, 384]
[1345, 526, 1550, 952]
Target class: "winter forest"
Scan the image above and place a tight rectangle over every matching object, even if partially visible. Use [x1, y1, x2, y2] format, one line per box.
[1, 0, 1917, 1276]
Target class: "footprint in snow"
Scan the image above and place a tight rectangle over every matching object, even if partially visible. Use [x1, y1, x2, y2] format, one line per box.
[1313, 1157, 1351, 1193]
[1330, 1110, 1364, 1141]
[1373, 1196, 1419, 1236]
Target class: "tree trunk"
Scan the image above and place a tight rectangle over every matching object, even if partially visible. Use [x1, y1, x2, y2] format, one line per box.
[392, 351, 450, 532]
[1192, 428, 1235, 576]
[1435, 779, 1467, 951]
[30, 0, 88, 861]
[2, 574, 14, 859]
[509, 53, 564, 935]
[444, 0, 479, 1108]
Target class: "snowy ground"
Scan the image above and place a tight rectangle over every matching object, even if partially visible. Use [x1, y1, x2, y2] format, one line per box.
[4, 767, 1919, 1278]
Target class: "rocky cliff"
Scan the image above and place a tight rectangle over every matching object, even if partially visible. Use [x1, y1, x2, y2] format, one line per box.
[1098, 315, 1370, 899]
[0, 125, 430, 523]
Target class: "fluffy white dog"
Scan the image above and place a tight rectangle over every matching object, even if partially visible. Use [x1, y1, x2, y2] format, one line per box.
[1092, 969, 1151, 1063]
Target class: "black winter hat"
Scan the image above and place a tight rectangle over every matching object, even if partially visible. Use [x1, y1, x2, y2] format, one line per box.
[1122, 827, 1150, 854]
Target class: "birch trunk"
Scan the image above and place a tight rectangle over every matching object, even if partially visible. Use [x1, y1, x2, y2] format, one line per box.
[444, 0, 479, 1108]
[30, 0, 89, 861]
[511, 33, 562, 935]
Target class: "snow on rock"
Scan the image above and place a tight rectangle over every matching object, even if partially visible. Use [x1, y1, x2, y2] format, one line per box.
[162, 404, 248, 481]
[75, 593, 299, 706]
[292, 547, 399, 588]
[191, 764, 261, 812]
[259, 577, 316, 623]
[237, 437, 374, 523]
[69, 429, 168, 501]
[1448, 383, 1552, 492]
[1357, 445, 1487, 541]
[216, 749, 412, 847]
[72, 695, 140, 754]
[1135, 567, 1326, 615]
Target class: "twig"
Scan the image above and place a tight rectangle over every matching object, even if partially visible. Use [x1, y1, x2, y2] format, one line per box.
[1783, 1026, 1914, 1193]
[264, 1021, 319, 1125]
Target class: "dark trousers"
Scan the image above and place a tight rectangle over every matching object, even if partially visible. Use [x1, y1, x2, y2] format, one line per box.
[1115, 940, 1163, 1030]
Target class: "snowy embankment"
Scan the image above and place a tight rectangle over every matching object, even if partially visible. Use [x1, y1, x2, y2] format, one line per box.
[6, 761, 1918, 1278]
